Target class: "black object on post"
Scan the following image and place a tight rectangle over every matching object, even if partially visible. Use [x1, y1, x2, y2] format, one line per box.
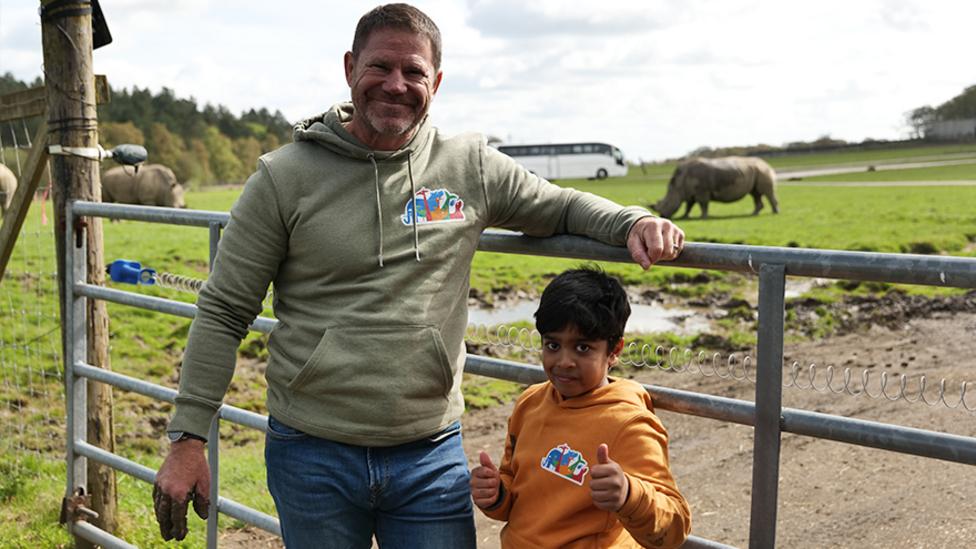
[108, 144, 147, 166]
[91, 0, 112, 49]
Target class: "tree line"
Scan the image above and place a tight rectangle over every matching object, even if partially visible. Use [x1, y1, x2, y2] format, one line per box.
[6, 73, 973, 177]
[1, 72, 293, 187]
[905, 85, 976, 139]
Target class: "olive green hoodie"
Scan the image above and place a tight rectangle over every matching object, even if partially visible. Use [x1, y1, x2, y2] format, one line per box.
[169, 102, 652, 446]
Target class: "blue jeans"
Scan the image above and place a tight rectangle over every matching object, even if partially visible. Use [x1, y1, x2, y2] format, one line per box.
[265, 415, 477, 549]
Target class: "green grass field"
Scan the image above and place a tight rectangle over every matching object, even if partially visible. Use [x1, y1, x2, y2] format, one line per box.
[1, 143, 976, 547]
[472, 153, 976, 295]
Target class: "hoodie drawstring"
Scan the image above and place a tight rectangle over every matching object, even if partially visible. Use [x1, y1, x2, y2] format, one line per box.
[368, 153, 384, 267]
[369, 151, 421, 267]
[406, 151, 421, 261]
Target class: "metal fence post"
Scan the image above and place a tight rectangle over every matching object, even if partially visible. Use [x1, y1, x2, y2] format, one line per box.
[206, 220, 222, 549]
[207, 417, 220, 549]
[64, 201, 89, 531]
[749, 263, 786, 549]
[208, 221, 221, 269]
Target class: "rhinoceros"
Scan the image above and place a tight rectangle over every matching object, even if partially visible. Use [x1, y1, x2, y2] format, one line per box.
[101, 164, 186, 208]
[652, 156, 778, 219]
[0, 163, 16, 217]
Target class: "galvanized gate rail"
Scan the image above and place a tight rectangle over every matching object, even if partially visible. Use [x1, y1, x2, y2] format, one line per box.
[64, 200, 976, 548]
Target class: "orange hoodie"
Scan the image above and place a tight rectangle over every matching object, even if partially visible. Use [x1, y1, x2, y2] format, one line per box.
[480, 378, 691, 548]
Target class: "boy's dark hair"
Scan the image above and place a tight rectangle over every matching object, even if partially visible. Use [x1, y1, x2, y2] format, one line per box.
[352, 4, 443, 70]
[535, 267, 630, 351]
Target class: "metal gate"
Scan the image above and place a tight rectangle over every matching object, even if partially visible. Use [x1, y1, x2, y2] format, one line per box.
[62, 200, 976, 548]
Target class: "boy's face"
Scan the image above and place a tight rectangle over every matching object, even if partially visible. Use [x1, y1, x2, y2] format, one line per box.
[542, 324, 624, 399]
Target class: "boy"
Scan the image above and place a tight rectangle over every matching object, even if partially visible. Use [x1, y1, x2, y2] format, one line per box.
[470, 268, 691, 548]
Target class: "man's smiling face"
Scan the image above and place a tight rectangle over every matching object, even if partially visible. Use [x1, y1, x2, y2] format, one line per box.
[344, 28, 442, 150]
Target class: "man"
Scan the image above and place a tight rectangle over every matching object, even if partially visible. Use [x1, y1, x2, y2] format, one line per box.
[153, 4, 684, 548]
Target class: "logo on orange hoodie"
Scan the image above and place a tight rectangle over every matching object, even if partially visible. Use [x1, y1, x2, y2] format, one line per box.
[540, 443, 589, 486]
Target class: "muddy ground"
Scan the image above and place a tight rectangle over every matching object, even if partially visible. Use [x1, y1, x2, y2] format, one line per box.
[224, 290, 976, 548]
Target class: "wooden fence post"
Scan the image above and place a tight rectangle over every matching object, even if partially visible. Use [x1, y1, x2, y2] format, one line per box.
[39, 1, 116, 542]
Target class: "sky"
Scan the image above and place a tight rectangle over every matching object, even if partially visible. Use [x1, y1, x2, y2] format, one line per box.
[1, 0, 974, 161]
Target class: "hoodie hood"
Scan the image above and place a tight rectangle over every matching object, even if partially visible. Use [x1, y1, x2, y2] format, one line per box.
[551, 376, 654, 411]
[292, 102, 432, 161]
[293, 102, 432, 265]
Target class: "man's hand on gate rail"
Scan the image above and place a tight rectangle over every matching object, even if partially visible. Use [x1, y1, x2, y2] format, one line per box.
[627, 216, 685, 269]
[153, 439, 210, 541]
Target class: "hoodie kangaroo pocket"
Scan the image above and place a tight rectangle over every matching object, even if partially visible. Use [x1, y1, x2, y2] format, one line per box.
[286, 324, 454, 422]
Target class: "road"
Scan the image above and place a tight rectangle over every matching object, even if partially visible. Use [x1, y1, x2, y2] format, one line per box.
[777, 157, 976, 180]
[778, 180, 976, 187]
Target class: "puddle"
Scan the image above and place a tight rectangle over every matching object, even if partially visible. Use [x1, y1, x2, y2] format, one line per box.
[785, 277, 831, 299]
[468, 301, 712, 335]
[467, 277, 827, 336]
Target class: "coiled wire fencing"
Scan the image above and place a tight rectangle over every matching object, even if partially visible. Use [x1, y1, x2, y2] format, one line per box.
[465, 324, 976, 414]
[61, 200, 976, 549]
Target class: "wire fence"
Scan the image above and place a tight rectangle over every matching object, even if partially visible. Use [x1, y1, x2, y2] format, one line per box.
[0, 142, 64, 502]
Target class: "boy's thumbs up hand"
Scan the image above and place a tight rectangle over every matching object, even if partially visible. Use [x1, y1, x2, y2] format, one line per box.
[471, 451, 501, 509]
[479, 450, 497, 470]
[590, 443, 628, 512]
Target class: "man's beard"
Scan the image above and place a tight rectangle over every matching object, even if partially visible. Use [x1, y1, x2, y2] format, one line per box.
[362, 101, 425, 137]
[351, 87, 428, 138]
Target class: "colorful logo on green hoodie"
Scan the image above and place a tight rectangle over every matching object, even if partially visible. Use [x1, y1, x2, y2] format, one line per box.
[540, 443, 589, 486]
[402, 187, 466, 226]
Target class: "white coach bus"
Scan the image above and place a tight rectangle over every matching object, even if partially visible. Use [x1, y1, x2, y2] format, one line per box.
[496, 142, 628, 180]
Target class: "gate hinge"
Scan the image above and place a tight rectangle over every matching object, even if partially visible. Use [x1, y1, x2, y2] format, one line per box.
[59, 487, 99, 524]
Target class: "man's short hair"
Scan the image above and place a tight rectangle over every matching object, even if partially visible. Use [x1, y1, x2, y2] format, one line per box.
[535, 267, 631, 352]
[352, 3, 442, 70]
